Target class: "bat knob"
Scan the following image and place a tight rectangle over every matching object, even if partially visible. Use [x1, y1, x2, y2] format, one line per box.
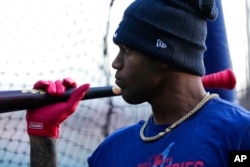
[112, 85, 121, 95]
[202, 68, 236, 89]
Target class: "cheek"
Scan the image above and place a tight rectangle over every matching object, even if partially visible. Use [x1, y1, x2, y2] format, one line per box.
[124, 64, 146, 83]
[123, 55, 161, 88]
[126, 67, 156, 89]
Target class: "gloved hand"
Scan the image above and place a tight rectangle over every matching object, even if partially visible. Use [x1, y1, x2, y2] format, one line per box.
[26, 78, 90, 139]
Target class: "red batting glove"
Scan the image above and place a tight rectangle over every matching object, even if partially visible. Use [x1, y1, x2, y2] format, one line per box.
[26, 78, 90, 139]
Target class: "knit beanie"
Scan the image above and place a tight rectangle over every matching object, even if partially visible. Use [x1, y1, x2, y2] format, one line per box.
[113, 0, 218, 76]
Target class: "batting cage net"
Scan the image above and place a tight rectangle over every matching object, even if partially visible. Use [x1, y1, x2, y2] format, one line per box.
[0, 0, 151, 166]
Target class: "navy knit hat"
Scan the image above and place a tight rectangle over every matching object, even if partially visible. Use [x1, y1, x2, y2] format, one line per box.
[113, 0, 218, 76]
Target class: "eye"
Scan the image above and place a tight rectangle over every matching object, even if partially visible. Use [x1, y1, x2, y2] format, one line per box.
[120, 45, 130, 55]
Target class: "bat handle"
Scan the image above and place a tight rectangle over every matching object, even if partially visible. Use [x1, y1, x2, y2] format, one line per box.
[0, 86, 121, 113]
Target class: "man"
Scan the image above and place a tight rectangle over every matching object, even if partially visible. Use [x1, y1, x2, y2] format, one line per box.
[26, 0, 250, 166]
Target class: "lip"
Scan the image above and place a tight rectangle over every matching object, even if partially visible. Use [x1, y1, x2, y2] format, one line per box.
[115, 74, 124, 88]
[115, 79, 122, 88]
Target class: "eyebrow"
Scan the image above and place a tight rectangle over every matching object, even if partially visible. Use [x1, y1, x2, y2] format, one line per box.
[119, 45, 130, 50]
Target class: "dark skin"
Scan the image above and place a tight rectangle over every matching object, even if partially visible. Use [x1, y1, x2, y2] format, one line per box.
[29, 44, 207, 166]
[112, 45, 207, 125]
[113, 45, 165, 105]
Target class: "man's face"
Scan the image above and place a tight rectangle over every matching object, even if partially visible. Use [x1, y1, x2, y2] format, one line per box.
[112, 45, 163, 104]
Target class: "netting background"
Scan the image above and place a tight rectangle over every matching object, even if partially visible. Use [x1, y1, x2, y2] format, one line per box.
[0, 0, 152, 166]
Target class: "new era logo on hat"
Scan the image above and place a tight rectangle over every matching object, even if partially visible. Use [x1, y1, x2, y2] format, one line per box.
[156, 39, 167, 48]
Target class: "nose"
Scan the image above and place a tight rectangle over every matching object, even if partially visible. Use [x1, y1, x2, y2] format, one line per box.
[112, 54, 122, 70]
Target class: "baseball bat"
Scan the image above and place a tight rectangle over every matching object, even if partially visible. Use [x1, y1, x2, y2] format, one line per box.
[0, 68, 236, 113]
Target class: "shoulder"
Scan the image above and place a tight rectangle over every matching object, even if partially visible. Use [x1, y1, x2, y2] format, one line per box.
[90, 120, 144, 151]
[203, 96, 250, 135]
[103, 120, 144, 142]
[205, 96, 250, 121]
[191, 97, 250, 150]
[87, 120, 145, 166]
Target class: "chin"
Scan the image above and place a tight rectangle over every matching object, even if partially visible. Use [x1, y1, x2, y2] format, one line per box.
[122, 93, 146, 105]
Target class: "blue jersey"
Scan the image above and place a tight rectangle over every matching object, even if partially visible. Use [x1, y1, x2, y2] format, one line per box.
[88, 97, 250, 167]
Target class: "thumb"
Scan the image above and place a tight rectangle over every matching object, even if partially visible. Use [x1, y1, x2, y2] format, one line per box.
[67, 84, 90, 107]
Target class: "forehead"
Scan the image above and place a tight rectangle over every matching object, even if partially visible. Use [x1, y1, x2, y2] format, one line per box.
[118, 44, 160, 63]
[117, 44, 130, 49]
[118, 44, 143, 56]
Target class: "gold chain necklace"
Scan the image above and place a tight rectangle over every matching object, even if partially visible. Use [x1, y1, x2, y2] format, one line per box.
[140, 93, 219, 142]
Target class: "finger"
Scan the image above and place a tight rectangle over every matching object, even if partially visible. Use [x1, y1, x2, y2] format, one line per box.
[47, 80, 57, 95]
[67, 84, 90, 109]
[63, 78, 77, 88]
[33, 80, 49, 89]
[55, 80, 66, 96]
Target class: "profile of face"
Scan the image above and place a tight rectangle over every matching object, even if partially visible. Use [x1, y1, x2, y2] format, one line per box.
[112, 45, 164, 104]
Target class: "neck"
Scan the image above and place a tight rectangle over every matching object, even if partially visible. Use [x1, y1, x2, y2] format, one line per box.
[149, 71, 207, 125]
[140, 93, 218, 142]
